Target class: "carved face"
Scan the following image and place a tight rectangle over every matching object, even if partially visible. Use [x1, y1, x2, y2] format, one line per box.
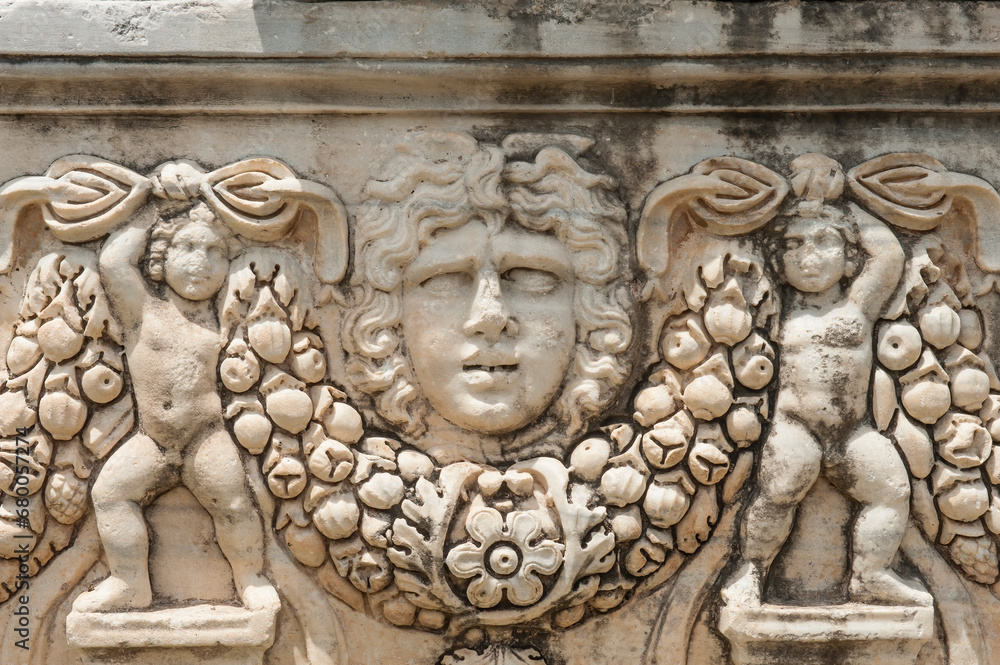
[780, 217, 848, 293]
[401, 220, 577, 435]
[164, 220, 230, 301]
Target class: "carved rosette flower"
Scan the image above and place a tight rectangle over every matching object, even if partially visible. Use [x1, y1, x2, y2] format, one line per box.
[446, 508, 564, 609]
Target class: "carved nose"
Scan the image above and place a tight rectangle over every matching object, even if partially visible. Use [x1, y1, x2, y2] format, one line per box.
[463, 271, 510, 343]
[798, 248, 821, 268]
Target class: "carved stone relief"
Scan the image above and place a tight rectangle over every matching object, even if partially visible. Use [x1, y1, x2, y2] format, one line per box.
[3, 129, 1000, 665]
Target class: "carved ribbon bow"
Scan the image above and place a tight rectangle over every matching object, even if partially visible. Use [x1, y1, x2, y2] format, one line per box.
[0, 155, 348, 284]
[637, 157, 790, 280]
[848, 152, 1000, 274]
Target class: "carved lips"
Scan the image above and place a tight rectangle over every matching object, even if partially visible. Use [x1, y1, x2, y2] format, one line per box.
[462, 357, 520, 387]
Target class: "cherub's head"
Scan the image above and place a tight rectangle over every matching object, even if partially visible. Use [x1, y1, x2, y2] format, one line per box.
[774, 205, 860, 294]
[144, 202, 238, 301]
[345, 134, 634, 452]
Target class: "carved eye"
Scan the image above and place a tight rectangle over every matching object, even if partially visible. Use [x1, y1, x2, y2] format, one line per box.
[814, 230, 844, 250]
[420, 271, 472, 294]
[502, 267, 560, 294]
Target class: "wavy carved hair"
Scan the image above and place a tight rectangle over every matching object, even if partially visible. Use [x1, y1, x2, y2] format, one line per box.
[344, 137, 634, 440]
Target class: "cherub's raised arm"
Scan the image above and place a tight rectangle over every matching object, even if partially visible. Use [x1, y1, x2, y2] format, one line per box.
[848, 212, 904, 318]
[98, 216, 150, 328]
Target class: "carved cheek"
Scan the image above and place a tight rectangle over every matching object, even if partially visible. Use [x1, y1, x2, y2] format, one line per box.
[511, 299, 576, 404]
[401, 284, 470, 404]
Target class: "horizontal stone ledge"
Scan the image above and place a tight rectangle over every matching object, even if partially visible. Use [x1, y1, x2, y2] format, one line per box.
[719, 603, 936, 665]
[2, 0, 1000, 60]
[65, 604, 278, 649]
[3, 56, 1000, 114]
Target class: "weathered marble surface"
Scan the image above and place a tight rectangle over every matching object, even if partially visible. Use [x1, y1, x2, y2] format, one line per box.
[3, 2, 1000, 664]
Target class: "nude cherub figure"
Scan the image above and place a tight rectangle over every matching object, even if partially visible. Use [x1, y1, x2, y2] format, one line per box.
[73, 201, 279, 613]
[724, 164, 931, 607]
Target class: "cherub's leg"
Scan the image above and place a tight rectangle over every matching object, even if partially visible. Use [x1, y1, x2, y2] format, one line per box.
[722, 416, 821, 606]
[829, 427, 931, 606]
[184, 429, 278, 612]
[73, 433, 178, 612]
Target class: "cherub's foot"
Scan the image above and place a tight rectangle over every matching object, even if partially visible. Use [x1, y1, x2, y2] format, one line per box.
[721, 562, 763, 607]
[72, 576, 152, 613]
[236, 574, 280, 612]
[849, 570, 933, 607]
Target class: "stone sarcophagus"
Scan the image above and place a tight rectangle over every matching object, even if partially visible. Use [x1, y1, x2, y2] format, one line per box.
[2, 2, 1000, 664]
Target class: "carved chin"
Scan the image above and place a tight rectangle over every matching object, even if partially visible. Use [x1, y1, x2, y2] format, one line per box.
[434, 396, 532, 436]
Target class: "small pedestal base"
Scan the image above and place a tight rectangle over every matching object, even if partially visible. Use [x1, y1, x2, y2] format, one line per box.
[718, 602, 934, 665]
[66, 603, 279, 665]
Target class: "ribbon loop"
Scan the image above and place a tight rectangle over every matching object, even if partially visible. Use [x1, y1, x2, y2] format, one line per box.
[638, 157, 789, 279]
[849, 153, 1000, 273]
[0, 156, 149, 274]
[848, 153, 951, 230]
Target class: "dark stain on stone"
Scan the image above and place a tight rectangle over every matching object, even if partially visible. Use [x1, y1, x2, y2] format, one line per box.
[482, 0, 661, 28]
[717, 1, 778, 52]
[799, 0, 894, 49]
[924, 5, 959, 47]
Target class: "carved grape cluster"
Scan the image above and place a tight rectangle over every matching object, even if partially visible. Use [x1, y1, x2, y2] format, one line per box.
[873, 236, 1000, 583]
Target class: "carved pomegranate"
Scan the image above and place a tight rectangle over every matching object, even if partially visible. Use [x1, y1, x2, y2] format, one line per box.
[661, 315, 710, 371]
[641, 420, 691, 470]
[703, 281, 752, 346]
[611, 510, 642, 541]
[682, 375, 733, 420]
[38, 390, 87, 440]
[951, 368, 991, 412]
[5, 336, 42, 375]
[570, 437, 612, 481]
[322, 402, 364, 444]
[266, 457, 307, 498]
[312, 490, 360, 540]
[938, 481, 989, 522]
[734, 354, 773, 391]
[397, 449, 434, 482]
[726, 407, 761, 446]
[935, 414, 992, 469]
[600, 466, 646, 507]
[359, 472, 405, 510]
[877, 321, 923, 371]
[290, 347, 327, 384]
[643, 481, 691, 529]
[233, 412, 272, 454]
[248, 317, 292, 365]
[81, 364, 123, 404]
[220, 340, 261, 393]
[901, 380, 952, 425]
[633, 384, 678, 428]
[37, 318, 84, 362]
[688, 441, 730, 485]
[919, 304, 961, 350]
[265, 388, 313, 434]
[308, 439, 354, 483]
